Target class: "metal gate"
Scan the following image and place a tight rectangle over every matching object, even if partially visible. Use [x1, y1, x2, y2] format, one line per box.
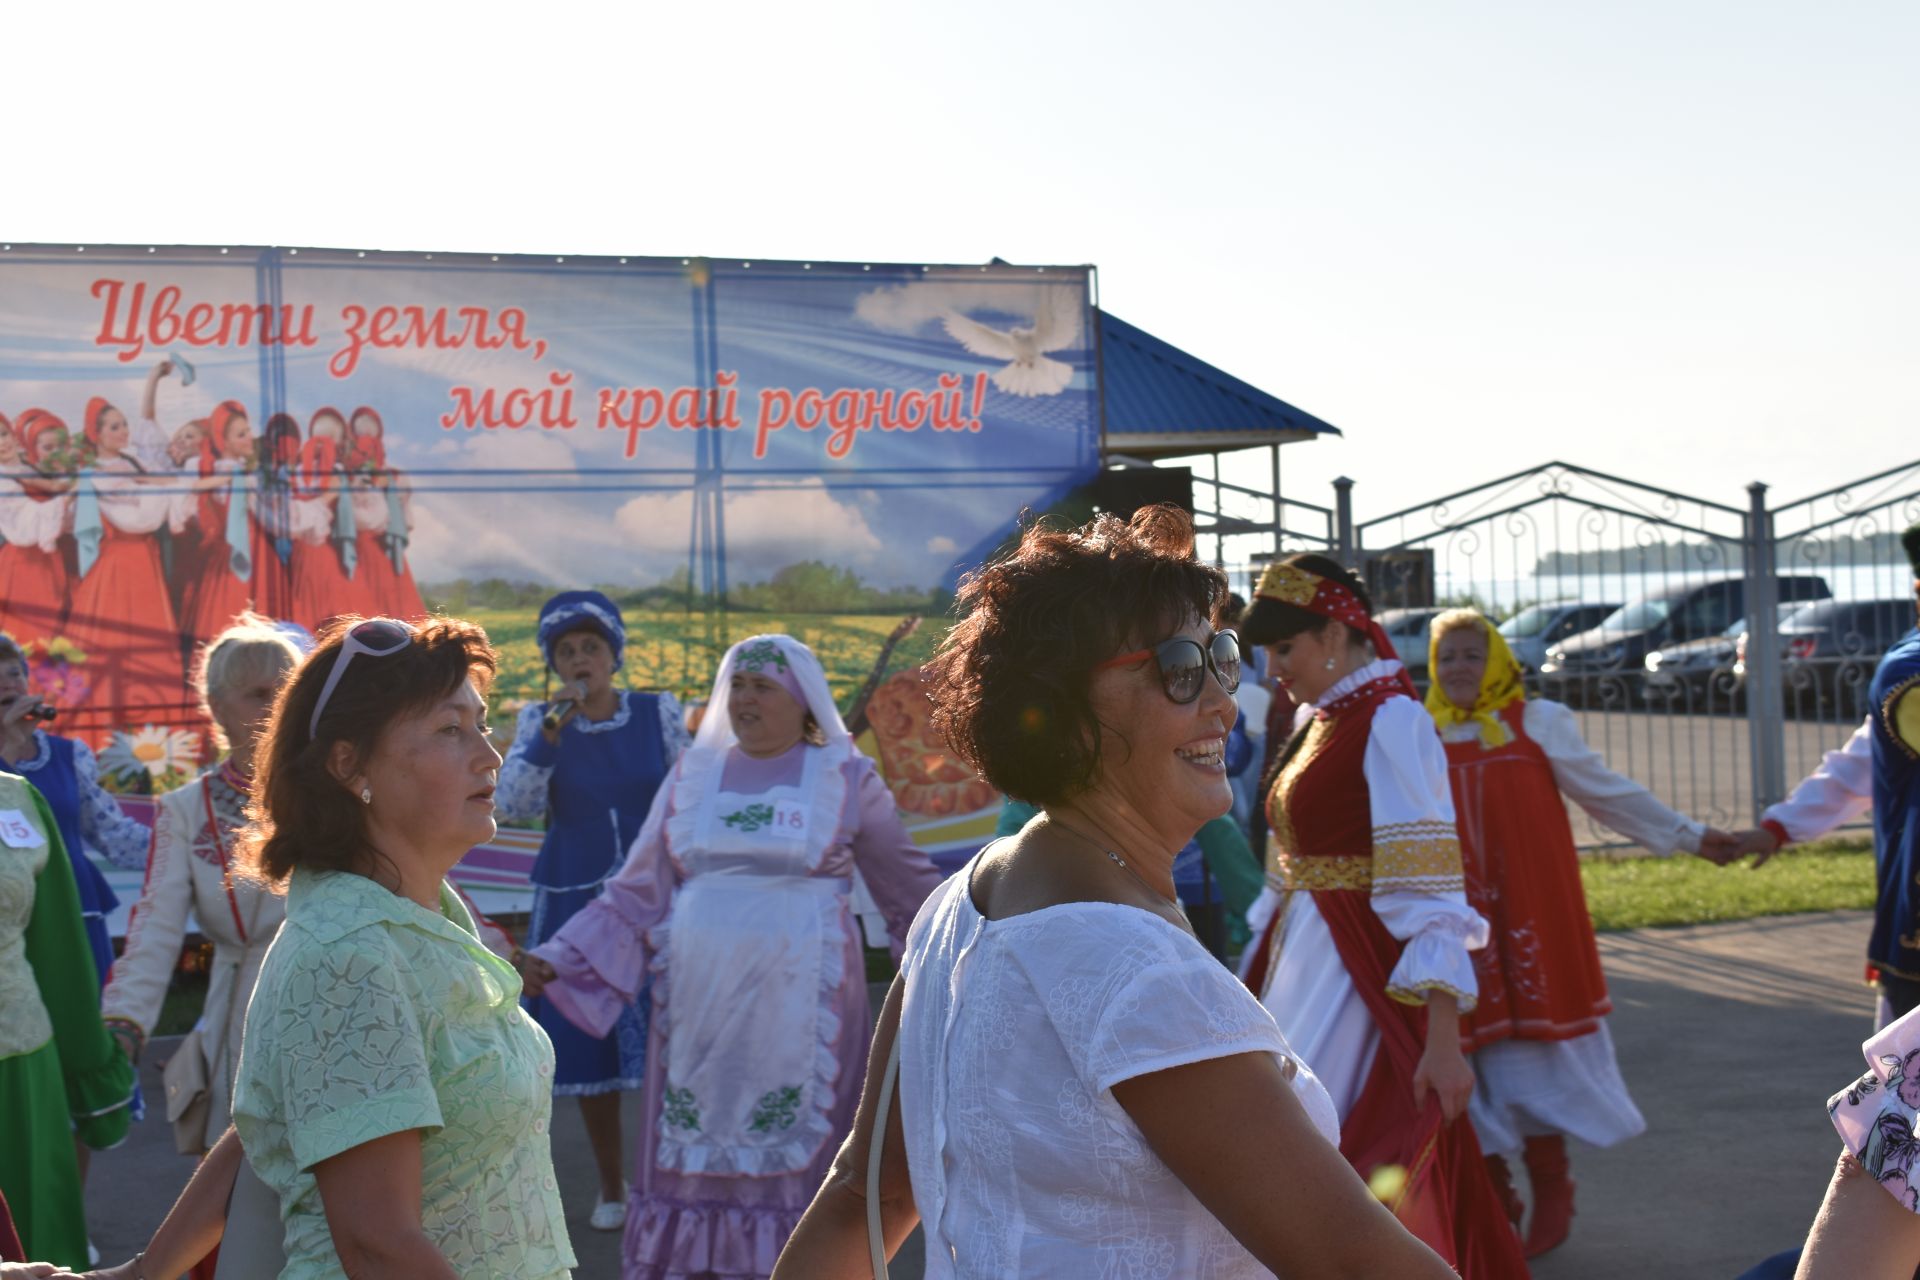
[1215, 459, 1920, 846]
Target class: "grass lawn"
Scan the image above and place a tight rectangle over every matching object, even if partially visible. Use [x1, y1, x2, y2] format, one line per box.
[1582, 837, 1875, 932]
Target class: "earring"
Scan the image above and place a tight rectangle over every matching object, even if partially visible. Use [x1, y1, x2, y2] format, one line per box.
[1324, 656, 1337, 671]
[360, 785, 372, 805]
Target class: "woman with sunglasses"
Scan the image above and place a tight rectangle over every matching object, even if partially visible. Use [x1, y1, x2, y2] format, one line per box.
[519, 631, 942, 1280]
[774, 508, 1456, 1279]
[1238, 553, 1529, 1278]
[227, 616, 575, 1279]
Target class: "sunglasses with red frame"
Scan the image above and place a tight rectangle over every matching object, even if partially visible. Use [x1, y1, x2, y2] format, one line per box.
[1095, 629, 1243, 704]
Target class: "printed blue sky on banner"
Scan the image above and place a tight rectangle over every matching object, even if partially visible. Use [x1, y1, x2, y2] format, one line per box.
[0, 250, 1099, 591]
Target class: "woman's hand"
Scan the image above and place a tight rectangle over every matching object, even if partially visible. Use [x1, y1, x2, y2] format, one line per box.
[105, 1017, 144, 1065]
[514, 949, 558, 998]
[1411, 1041, 1475, 1124]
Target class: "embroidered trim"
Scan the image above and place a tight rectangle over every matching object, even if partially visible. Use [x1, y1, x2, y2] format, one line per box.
[1268, 851, 1373, 892]
[1385, 977, 1478, 1013]
[1266, 716, 1336, 866]
[1373, 826, 1466, 894]
[662, 1086, 702, 1132]
[1881, 674, 1920, 762]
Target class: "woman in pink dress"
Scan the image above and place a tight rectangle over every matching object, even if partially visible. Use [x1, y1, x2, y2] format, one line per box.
[345, 407, 426, 619]
[63, 395, 199, 738]
[285, 408, 361, 632]
[179, 401, 260, 649]
[0, 411, 74, 648]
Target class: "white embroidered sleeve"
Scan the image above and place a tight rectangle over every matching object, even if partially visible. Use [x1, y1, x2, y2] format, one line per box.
[1762, 715, 1875, 843]
[1364, 697, 1488, 1009]
[494, 702, 555, 824]
[99, 796, 186, 1034]
[1528, 699, 1705, 855]
[655, 691, 691, 765]
[74, 739, 152, 870]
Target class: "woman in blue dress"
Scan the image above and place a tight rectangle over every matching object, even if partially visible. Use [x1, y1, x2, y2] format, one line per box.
[497, 591, 689, 1232]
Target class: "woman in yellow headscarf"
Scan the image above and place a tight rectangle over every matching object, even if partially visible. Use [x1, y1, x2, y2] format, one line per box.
[1426, 608, 1735, 1258]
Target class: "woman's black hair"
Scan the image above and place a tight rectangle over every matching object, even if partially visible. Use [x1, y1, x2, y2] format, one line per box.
[1239, 553, 1374, 648]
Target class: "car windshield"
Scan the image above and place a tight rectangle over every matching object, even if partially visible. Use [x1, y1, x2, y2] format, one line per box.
[1500, 605, 1558, 638]
[1601, 597, 1671, 632]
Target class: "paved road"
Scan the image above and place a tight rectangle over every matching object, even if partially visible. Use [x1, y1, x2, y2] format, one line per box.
[85, 911, 1877, 1278]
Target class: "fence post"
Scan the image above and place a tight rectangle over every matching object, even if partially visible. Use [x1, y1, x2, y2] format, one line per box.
[1744, 482, 1787, 818]
[1334, 476, 1357, 567]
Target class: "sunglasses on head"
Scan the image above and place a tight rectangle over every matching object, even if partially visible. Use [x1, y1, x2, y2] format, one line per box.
[1096, 629, 1242, 704]
[308, 618, 416, 741]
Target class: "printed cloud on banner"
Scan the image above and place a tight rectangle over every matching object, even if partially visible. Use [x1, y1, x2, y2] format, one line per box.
[614, 479, 885, 577]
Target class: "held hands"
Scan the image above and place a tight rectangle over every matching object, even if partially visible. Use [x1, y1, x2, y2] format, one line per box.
[1725, 826, 1786, 869]
[512, 947, 558, 998]
[1695, 827, 1742, 866]
[1411, 1041, 1475, 1125]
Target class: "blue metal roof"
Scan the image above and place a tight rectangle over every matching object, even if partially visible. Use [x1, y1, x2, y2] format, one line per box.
[1098, 311, 1342, 455]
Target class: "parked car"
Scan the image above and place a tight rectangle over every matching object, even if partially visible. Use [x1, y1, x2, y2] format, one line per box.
[1377, 607, 1447, 682]
[1541, 575, 1832, 706]
[1642, 603, 1803, 712]
[1499, 601, 1619, 673]
[1733, 597, 1919, 720]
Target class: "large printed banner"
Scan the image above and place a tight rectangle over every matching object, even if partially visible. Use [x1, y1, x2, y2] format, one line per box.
[0, 248, 1098, 914]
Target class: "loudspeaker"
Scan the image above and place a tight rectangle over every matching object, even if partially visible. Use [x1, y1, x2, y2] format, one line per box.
[1093, 467, 1194, 519]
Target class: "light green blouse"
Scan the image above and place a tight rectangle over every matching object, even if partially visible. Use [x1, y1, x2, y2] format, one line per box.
[232, 868, 574, 1279]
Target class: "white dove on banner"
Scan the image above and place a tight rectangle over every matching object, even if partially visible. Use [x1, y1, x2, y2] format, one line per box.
[941, 288, 1083, 398]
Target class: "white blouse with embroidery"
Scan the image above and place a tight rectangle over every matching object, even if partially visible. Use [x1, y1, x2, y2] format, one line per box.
[1248, 659, 1489, 1120]
[898, 868, 1339, 1278]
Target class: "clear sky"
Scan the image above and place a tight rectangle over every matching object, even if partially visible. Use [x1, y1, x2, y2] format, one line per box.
[9, 0, 1915, 530]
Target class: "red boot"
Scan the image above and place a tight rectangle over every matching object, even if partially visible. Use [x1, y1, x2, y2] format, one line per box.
[1523, 1134, 1575, 1257]
[1484, 1154, 1524, 1231]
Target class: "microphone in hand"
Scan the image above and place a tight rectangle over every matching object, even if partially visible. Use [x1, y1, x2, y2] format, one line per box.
[542, 681, 588, 733]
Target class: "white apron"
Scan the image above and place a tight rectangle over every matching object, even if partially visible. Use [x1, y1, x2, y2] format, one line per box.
[653, 743, 852, 1177]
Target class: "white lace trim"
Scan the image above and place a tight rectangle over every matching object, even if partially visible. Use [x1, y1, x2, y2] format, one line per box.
[1314, 658, 1405, 709]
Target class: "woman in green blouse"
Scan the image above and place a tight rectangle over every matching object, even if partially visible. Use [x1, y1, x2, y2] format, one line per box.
[226, 616, 575, 1280]
[0, 769, 135, 1269]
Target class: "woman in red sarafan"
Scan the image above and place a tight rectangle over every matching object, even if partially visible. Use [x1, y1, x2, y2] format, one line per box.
[0, 411, 75, 648]
[249, 413, 301, 622]
[1425, 608, 1733, 1256]
[62, 395, 199, 740]
[1240, 554, 1530, 1280]
[285, 407, 361, 632]
[179, 400, 259, 651]
[345, 407, 426, 619]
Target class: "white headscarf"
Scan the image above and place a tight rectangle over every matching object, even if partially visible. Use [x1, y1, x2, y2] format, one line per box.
[691, 633, 850, 757]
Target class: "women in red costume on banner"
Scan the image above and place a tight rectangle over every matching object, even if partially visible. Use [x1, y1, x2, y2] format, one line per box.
[345, 408, 426, 619]
[1239, 554, 1529, 1280]
[0, 412, 74, 648]
[1425, 609, 1736, 1256]
[285, 408, 358, 632]
[63, 396, 202, 739]
[179, 402, 259, 651]
[249, 414, 300, 621]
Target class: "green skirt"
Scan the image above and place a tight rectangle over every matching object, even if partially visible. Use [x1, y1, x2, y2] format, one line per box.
[0, 1039, 89, 1269]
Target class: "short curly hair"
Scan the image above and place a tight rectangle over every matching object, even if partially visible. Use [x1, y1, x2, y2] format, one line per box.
[925, 505, 1227, 806]
[237, 615, 497, 888]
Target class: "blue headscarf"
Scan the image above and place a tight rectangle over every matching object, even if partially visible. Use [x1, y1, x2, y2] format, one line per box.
[537, 590, 626, 672]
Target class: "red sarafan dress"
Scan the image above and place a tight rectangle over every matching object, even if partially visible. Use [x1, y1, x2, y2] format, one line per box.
[64, 454, 191, 739]
[179, 449, 257, 651]
[1245, 661, 1530, 1280]
[285, 434, 359, 632]
[1450, 704, 1612, 1050]
[343, 412, 426, 619]
[0, 411, 76, 645]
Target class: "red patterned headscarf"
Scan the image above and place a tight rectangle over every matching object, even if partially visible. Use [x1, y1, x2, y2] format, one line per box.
[82, 396, 116, 444]
[1252, 560, 1417, 696]
[14, 409, 70, 467]
[208, 400, 250, 460]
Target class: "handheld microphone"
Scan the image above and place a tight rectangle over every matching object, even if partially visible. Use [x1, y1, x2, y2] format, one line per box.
[542, 682, 587, 733]
[24, 704, 56, 724]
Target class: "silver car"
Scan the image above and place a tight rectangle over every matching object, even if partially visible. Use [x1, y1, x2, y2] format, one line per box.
[1499, 601, 1618, 673]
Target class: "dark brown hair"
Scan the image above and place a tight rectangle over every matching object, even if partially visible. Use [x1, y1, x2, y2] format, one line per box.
[924, 505, 1227, 806]
[1239, 552, 1374, 648]
[237, 615, 497, 887]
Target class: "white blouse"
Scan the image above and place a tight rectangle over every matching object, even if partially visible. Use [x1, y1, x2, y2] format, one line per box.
[1762, 714, 1874, 843]
[898, 869, 1338, 1279]
[1437, 698, 1705, 855]
[0, 480, 69, 550]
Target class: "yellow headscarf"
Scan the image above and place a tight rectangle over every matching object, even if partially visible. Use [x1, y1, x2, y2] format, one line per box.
[1425, 610, 1527, 748]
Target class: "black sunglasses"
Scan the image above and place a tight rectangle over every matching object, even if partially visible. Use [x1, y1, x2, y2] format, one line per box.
[1097, 629, 1242, 704]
